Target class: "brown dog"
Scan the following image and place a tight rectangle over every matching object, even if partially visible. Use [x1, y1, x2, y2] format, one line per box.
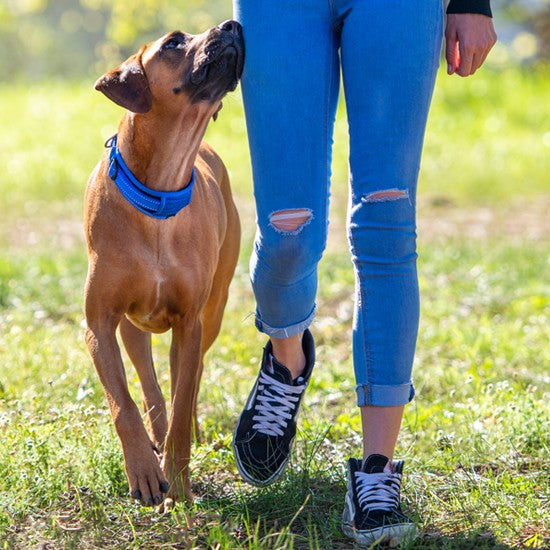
[84, 21, 243, 506]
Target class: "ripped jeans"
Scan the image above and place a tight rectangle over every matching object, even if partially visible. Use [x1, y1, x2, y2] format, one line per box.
[233, 0, 444, 406]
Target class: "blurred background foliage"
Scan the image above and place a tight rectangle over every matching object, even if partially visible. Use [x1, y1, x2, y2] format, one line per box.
[0, 0, 231, 80]
[0, 0, 549, 81]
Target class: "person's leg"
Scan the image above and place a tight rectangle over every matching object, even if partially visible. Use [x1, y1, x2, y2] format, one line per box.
[235, 0, 339, 341]
[340, 0, 443, 455]
[360, 404, 404, 460]
[338, 0, 443, 544]
[232, 0, 340, 484]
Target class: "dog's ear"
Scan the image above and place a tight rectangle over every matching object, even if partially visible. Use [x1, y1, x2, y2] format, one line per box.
[95, 53, 153, 114]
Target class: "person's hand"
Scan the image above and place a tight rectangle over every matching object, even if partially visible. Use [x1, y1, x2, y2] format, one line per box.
[445, 14, 497, 77]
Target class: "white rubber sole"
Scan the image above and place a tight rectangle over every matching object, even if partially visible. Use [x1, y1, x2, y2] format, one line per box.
[341, 520, 418, 548]
[342, 495, 418, 547]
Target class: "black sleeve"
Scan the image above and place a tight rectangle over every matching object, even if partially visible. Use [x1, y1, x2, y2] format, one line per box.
[447, 0, 492, 17]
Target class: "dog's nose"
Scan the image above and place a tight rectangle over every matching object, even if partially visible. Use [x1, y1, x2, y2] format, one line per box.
[218, 20, 242, 35]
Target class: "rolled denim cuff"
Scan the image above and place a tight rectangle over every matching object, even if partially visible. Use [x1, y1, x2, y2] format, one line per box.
[356, 381, 415, 407]
[255, 305, 316, 338]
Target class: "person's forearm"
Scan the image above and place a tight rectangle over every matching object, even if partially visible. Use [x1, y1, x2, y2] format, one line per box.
[447, 0, 492, 18]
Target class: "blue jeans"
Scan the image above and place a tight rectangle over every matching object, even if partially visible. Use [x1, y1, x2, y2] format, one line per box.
[233, 0, 444, 406]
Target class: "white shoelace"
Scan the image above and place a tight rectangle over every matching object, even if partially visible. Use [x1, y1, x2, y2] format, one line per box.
[251, 370, 306, 437]
[355, 470, 402, 512]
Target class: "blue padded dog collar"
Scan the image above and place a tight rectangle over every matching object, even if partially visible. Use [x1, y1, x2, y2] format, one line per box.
[105, 134, 195, 219]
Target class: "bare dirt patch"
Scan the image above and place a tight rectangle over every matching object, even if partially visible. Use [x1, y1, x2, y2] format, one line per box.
[417, 194, 550, 243]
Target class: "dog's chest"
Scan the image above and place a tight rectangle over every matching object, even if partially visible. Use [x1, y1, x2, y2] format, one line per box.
[125, 251, 215, 333]
[132, 274, 171, 330]
[150, 273, 165, 312]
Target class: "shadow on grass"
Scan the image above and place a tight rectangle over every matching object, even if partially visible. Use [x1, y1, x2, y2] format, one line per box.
[415, 530, 517, 550]
[190, 468, 519, 549]
[1, 422, 525, 549]
[189, 465, 347, 548]
[5, 467, 521, 549]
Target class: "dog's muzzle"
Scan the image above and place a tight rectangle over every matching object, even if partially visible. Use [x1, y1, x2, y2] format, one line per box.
[187, 20, 244, 102]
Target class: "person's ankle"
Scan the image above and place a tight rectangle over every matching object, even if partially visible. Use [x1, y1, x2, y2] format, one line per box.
[271, 334, 306, 379]
[278, 353, 306, 380]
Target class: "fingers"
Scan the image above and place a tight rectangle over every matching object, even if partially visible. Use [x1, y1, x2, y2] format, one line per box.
[477, 45, 491, 69]
[445, 14, 497, 78]
[457, 42, 487, 77]
[457, 40, 474, 77]
[445, 28, 459, 75]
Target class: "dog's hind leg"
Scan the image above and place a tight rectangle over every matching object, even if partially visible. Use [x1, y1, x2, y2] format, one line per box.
[119, 316, 168, 452]
[190, 358, 204, 443]
[162, 320, 202, 502]
[192, 179, 240, 444]
[193, 248, 238, 442]
[192, 291, 228, 441]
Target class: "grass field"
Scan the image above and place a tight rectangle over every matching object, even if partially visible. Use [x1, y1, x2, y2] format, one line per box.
[0, 64, 549, 549]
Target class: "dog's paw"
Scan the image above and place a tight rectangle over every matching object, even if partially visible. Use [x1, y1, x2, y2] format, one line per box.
[127, 455, 169, 507]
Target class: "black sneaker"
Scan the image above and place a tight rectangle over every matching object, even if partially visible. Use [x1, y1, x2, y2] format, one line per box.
[342, 454, 418, 546]
[232, 329, 315, 486]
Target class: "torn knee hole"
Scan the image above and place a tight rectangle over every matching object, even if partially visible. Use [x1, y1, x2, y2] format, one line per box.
[362, 188, 409, 204]
[269, 208, 313, 235]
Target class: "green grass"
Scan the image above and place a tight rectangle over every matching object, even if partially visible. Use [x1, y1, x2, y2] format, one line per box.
[0, 65, 549, 548]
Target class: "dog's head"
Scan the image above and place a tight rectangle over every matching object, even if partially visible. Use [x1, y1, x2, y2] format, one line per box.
[95, 20, 244, 115]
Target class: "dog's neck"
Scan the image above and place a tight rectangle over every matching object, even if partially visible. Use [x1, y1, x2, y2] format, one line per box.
[116, 106, 216, 192]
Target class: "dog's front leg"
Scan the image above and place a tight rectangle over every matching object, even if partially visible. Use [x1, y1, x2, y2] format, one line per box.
[161, 320, 202, 503]
[85, 316, 169, 505]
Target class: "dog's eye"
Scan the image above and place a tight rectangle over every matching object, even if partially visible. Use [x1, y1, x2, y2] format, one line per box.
[162, 36, 185, 51]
